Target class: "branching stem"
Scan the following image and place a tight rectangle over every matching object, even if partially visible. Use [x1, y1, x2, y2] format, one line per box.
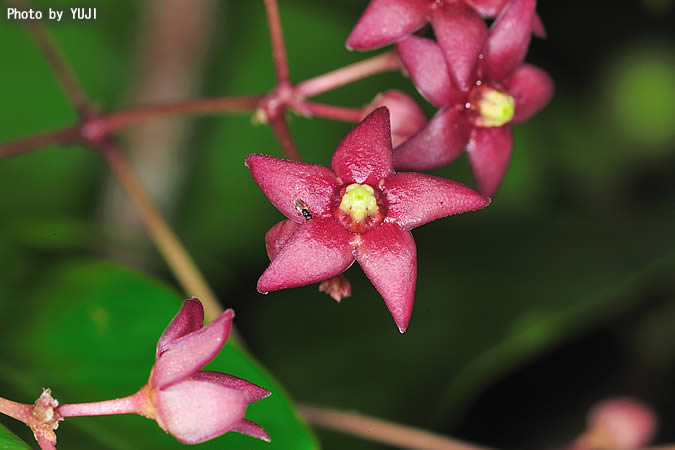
[264, 0, 291, 84]
[296, 51, 402, 98]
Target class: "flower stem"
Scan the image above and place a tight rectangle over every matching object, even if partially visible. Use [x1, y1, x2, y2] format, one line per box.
[296, 51, 401, 98]
[0, 396, 33, 424]
[264, 0, 290, 84]
[57, 390, 146, 418]
[100, 142, 224, 321]
[0, 126, 81, 159]
[299, 404, 490, 450]
[98, 96, 263, 134]
[300, 102, 364, 123]
[268, 115, 301, 161]
[36, 435, 56, 450]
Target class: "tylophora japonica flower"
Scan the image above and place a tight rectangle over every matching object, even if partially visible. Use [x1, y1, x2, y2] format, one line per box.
[393, 0, 554, 196]
[246, 107, 489, 332]
[57, 299, 271, 445]
[346, 0, 545, 91]
[147, 299, 271, 444]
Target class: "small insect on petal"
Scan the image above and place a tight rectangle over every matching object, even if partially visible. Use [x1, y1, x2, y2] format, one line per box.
[294, 199, 312, 221]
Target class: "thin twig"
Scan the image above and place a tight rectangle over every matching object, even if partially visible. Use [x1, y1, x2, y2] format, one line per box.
[8, 0, 92, 115]
[299, 404, 491, 450]
[100, 95, 263, 134]
[0, 126, 81, 159]
[296, 51, 401, 98]
[99, 142, 224, 321]
[268, 115, 301, 161]
[301, 102, 364, 123]
[263, 0, 290, 84]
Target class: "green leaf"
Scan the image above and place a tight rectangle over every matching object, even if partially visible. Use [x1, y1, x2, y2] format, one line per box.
[0, 423, 30, 450]
[4, 262, 317, 450]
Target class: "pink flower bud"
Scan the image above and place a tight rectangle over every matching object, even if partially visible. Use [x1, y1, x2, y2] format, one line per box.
[362, 91, 427, 148]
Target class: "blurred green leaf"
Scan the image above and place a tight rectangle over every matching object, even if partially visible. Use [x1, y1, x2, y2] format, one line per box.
[0, 423, 30, 450]
[1, 262, 316, 450]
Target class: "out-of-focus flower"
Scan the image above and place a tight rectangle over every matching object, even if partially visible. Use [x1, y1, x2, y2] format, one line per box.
[346, 0, 544, 90]
[56, 299, 271, 445]
[394, 30, 553, 196]
[247, 107, 489, 332]
[569, 398, 657, 450]
[361, 91, 427, 148]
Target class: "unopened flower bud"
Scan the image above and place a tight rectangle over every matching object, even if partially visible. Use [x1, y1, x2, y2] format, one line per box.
[362, 91, 427, 147]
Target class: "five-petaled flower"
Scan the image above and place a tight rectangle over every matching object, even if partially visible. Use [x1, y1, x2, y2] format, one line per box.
[392, 0, 553, 196]
[146, 299, 271, 444]
[346, 0, 545, 91]
[58, 299, 271, 445]
[246, 107, 489, 332]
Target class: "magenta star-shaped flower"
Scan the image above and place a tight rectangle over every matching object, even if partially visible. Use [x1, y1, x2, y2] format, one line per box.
[346, 0, 545, 91]
[148, 299, 271, 443]
[392, 0, 553, 196]
[246, 107, 489, 332]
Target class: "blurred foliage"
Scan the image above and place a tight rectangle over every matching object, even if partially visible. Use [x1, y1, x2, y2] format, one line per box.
[0, 423, 30, 450]
[0, 0, 674, 449]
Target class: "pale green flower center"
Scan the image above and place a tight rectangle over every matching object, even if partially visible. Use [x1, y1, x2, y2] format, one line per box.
[477, 89, 515, 127]
[339, 183, 379, 222]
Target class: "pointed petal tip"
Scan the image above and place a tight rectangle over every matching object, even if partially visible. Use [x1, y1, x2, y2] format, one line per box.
[332, 107, 394, 185]
[232, 418, 271, 442]
[156, 298, 206, 360]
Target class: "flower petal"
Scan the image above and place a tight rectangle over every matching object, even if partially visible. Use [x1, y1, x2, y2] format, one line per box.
[156, 298, 204, 360]
[430, 3, 488, 91]
[393, 107, 471, 170]
[362, 90, 428, 148]
[396, 36, 460, 108]
[231, 419, 271, 442]
[382, 173, 490, 230]
[356, 223, 416, 333]
[265, 220, 300, 261]
[484, 0, 536, 81]
[192, 371, 271, 404]
[346, 0, 429, 50]
[506, 64, 554, 123]
[331, 107, 394, 185]
[257, 218, 355, 293]
[466, 0, 509, 17]
[152, 309, 234, 389]
[246, 154, 339, 221]
[532, 14, 547, 38]
[466, 125, 513, 197]
[155, 379, 247, 444]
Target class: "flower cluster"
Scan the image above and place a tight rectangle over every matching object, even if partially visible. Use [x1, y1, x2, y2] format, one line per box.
[349, 0, 554, 196]
[247, 108, 489, 332]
